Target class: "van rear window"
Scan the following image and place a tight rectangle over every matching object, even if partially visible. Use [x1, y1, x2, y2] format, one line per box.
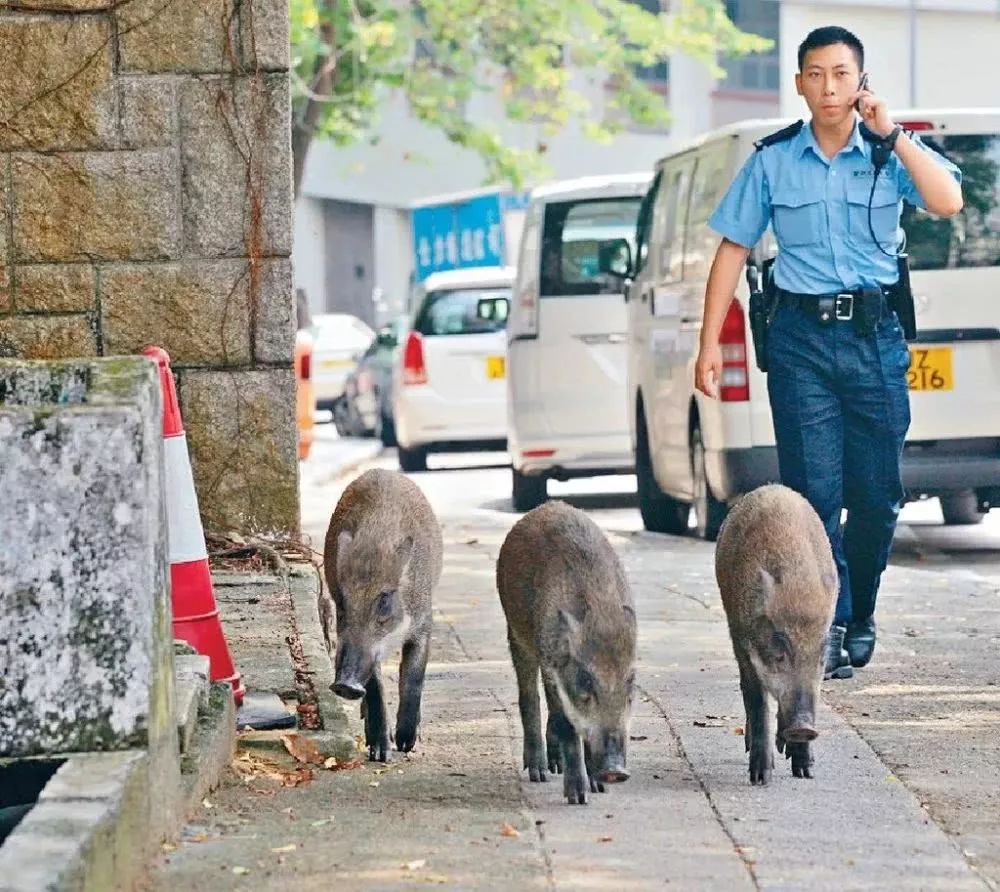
[414, 288, 511, 336]
[540, 197, 642, 296]
[903, 134, 1000, 270]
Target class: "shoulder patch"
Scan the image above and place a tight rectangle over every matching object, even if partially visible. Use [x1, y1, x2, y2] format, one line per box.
[754, 120, 804, 152]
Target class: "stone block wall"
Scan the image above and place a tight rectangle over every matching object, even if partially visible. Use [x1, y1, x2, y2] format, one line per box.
[0, 0, 298, 534]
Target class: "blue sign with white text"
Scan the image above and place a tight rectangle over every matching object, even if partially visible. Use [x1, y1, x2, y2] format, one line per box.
[412, 193, 507, 282]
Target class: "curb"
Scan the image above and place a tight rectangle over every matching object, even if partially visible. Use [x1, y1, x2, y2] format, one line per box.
[0, 751, 150, 892]
[180, 682, 237, 813]
[288, 564, 357, 761]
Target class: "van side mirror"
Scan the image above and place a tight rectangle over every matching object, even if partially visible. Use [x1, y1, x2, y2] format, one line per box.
[375, 327, 398, 348]
[597, 238, 632, 279]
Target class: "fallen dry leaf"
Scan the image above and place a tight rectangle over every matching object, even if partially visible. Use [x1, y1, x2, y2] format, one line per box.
[734, 727, 745, 736]
[404, 859, 427, 871]
[311, 817, 335, 828]
[281, 733, 325, 765]
[161, 843, 177, 853]
[599, 835, 613, 843]
[324, 757, 339, 770]
[271, 844, 297, 854]
[232, 866, 250, 876]
[202, 798, 213, 809]
[499, 823, 520, 838]
[189, 833, 209, 844]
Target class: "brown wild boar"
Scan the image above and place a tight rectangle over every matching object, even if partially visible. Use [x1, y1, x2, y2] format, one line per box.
[497, 501, 637, 805]
[322, 469, 443, 761]
[715, 483, 838, 785]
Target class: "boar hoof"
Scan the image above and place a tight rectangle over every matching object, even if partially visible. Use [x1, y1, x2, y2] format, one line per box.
[368, 738, 389, 762]
[748, 745, 773, 786]
[785, 741, 814, 779]
[395, 722, 419, 754]
[589, 776, 605, 794]
[564, 772, 589, 805]
[527, 766, 548, 783]
[547, 752, 563, 775]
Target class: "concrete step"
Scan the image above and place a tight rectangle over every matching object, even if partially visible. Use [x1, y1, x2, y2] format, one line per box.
[174, 677, 200, 755]
[174, 654, 210, 711]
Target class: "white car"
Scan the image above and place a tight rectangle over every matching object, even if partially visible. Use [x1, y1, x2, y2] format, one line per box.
[507, 173, 651, 511]
[393, 267, 514, 472]
[626, 108, 1000, 540]
[311, 313, 374, 412]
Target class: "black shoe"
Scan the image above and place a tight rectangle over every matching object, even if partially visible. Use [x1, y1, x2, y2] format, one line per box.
[824, 625, 854, 680]
[845, 617, 877, 668]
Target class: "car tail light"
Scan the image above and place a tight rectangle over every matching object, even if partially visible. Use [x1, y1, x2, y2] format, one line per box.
[719, 298, 749, 402]
[899, 120, 934, 132]
[402, 331, 428, 386]
[300, 351, 311, 381]
[522, 449, 556, 458]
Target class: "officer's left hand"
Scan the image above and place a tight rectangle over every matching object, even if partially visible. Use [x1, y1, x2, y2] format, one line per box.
[853, 79, 895, 138]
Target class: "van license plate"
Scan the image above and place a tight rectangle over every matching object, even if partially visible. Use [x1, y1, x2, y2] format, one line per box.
[486, 356, 506, 379]
[907, 347, 953, 392]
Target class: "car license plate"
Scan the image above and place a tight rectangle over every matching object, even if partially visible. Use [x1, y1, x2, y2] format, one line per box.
[486, 356, 506, 379]
[907, 347, 953, 392]
[320, 358, 353, 370]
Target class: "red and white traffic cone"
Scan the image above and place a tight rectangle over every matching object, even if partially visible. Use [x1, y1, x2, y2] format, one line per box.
[144, 346, 245, 705]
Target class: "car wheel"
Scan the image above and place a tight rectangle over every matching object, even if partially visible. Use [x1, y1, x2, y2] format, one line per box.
[512, 469, 547, 512]
[398, 445, 428, 473]
[635, 403, 689, 535]
[691, 423, 728, 542]
[331, 398, 352, 437]
[940, 490, 986, 526]
[376, 408, 397, 448]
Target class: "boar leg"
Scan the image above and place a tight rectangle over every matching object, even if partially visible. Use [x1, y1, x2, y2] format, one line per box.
[543, 683, 588, 804]
[362, 666, 390, 763]
[740, 662, 773, 786]
[509, 631, 547, 782]
[584, 741, 606, 794]
[541, 677, 564, 776]
[784, 741, 814, 779]
[395, 630, 430, 753]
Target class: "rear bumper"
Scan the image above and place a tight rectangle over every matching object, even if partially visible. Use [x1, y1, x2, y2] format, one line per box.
[395, 386, 506, 449]
[705, 437, 1000, 502]
[512, 432, 634, 479]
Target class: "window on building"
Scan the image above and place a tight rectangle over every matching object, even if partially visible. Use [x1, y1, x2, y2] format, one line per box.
[631, 0, 669, 85]
[720, 0, 779, 93]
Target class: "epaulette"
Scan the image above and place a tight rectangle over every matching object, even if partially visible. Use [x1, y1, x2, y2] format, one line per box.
[754, 120, 804, 151]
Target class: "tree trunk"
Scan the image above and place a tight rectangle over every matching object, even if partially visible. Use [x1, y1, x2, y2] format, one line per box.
[292, 16, 336, 200]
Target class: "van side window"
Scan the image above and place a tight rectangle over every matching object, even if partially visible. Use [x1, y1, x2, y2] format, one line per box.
[634, 173, 662, 275]
[540, 196, 643, 296]
[653, 162, 695, 283]
[518, 204, 541, 296]
[684, 141, 734, 279]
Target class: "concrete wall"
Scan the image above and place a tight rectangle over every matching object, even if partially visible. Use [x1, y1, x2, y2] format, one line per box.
[0, 1, 298, 535]
[780, 0, 1000, 116]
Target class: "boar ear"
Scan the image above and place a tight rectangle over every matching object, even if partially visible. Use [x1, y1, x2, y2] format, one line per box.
[556, 609, 583, 663]
[337, 530, 353, 557]
[396, 536, 414, 566]
[757, 566, 775, 609]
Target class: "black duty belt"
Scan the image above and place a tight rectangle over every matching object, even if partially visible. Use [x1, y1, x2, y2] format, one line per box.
[776, 286, 890, 325]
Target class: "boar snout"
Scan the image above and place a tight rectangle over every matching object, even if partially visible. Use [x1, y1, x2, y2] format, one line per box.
[333, 643, 372, 700]
[779, 689, 818, 743]
[594, 732, 630, 785]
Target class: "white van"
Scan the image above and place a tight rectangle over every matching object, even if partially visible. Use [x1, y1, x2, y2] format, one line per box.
[626, 109, 1000, 539]
[507, 173, 652, 511]
[393, 266, 514, 472]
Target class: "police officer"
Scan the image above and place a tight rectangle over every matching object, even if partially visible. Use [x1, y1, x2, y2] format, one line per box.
[695, 26, 962, 679]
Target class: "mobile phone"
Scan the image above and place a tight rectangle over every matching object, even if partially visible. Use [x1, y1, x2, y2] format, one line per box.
[854, 73, 870, 112]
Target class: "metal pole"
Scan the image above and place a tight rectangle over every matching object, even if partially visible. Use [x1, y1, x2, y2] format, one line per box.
[909, 0, 918, 108]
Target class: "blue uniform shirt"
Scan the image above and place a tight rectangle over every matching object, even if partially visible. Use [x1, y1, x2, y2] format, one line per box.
[708, 120, 961, 293]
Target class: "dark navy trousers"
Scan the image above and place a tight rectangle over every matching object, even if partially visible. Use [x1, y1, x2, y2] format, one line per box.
[766, 303, 911, 626]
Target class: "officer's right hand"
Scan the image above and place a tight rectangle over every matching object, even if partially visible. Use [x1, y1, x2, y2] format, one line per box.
[695, 342, 722, 400]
